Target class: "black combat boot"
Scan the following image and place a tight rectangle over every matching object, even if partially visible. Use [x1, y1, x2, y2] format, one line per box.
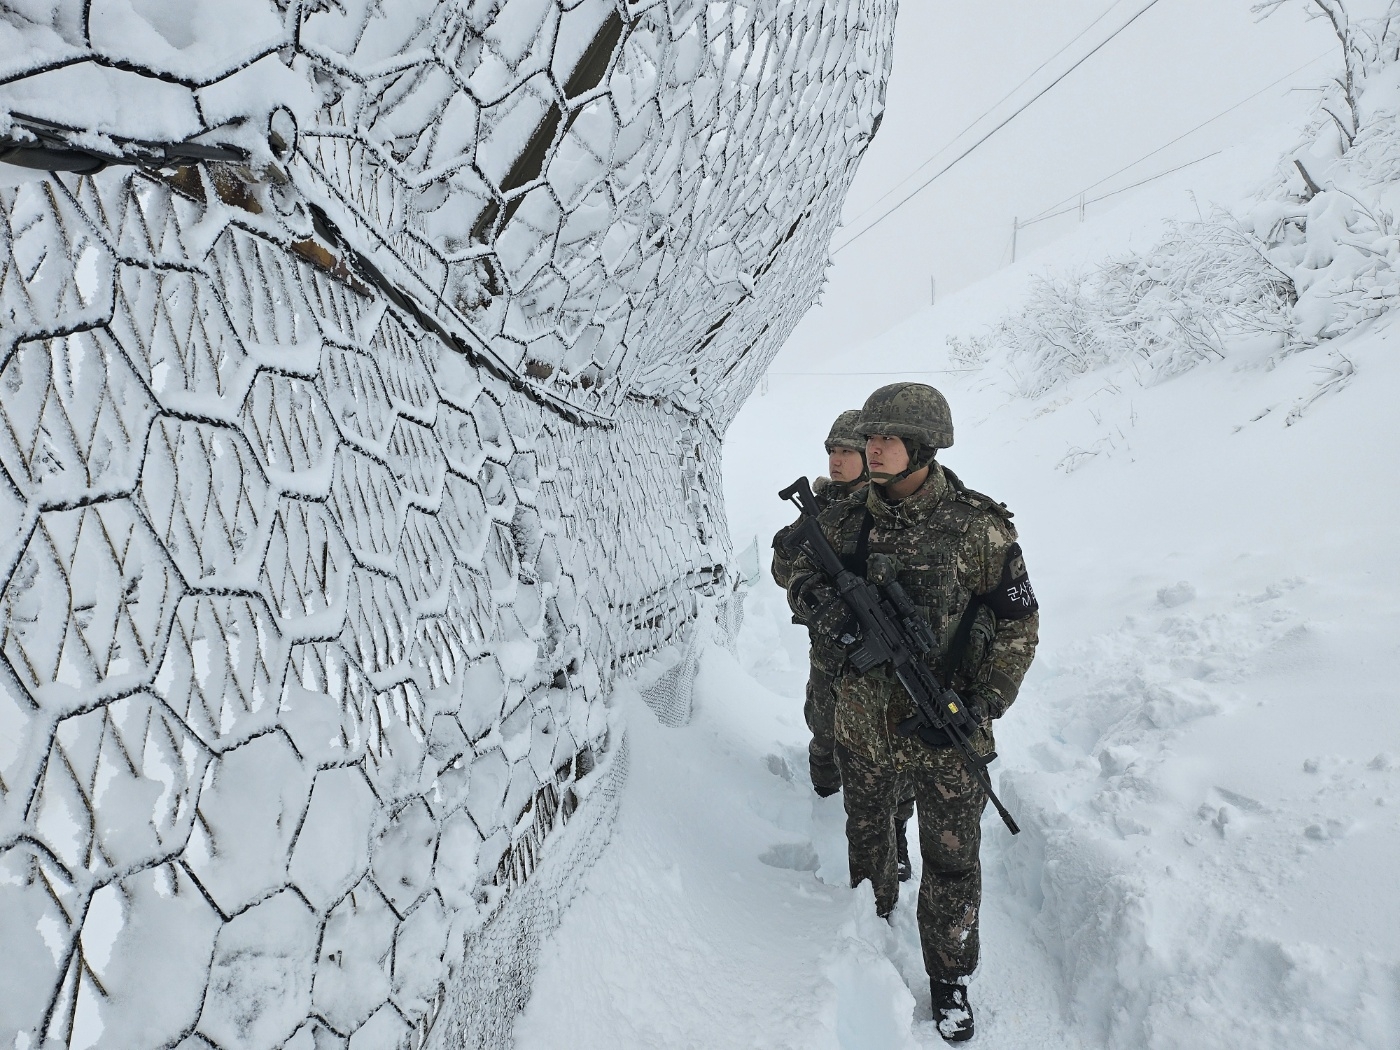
[896, 818, 912, 882]
[930, 980, 974, 1042]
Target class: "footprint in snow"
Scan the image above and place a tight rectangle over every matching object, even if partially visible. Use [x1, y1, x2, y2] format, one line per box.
[759, 841, 820, 871]
[764, 752, 795, 781]
[1157, 581, 1197, 607]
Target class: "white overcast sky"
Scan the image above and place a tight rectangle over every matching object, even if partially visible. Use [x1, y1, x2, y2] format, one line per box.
[773, 0, 1335, 367]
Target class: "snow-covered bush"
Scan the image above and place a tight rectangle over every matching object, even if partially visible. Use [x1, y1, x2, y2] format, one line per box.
[950, 219, 1296, 397]
[1253, 0, 1400, 150]
[1250, 178, 1400, 343]
[955, 0, 1400, 395]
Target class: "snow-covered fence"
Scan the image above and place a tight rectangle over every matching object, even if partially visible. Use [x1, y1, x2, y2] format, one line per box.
[0, 2, 896, 1048]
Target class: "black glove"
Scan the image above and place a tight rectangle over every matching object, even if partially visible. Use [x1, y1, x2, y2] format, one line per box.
[773, 524, 803, 557]
[896, 689, 989, 749]
[793, 573, 836, 616]
[960, 688, 992, 730]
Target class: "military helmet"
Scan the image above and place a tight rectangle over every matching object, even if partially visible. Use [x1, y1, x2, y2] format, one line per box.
[856, 382, 953, 450]
[824, 409, 865, 453]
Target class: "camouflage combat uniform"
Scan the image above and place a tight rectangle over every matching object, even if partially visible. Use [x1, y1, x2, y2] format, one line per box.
[786, 463, 1038, 980]
[772, 474, 865, 794]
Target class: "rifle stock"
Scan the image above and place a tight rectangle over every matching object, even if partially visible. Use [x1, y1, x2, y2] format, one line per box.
[779, 476, 1020, 835]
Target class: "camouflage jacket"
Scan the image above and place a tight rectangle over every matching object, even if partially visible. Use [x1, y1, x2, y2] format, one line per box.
[772, 476, 866, 673]
[784, 464, 1038, 760]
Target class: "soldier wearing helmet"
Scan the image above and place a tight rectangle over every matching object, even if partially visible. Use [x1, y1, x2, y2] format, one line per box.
[783, 382, 1039, 1042]
[771, 409, 868, 798]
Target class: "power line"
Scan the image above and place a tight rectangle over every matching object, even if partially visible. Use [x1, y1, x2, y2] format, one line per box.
[843, 0, 1134, 228]
[832, 0, 1169, 255]
[1018, 150, 1223, 231]
[1021, 49, 1331, 226]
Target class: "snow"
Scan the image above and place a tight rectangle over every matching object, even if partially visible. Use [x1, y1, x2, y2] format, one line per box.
[0, 65, 201, 140]
[517, 310, 1400, 1048]
[86, 0, 285, 83]
[197, 888, 319, 1050]
[517, 26, 1400, 1046]
[74, 864, 221, 1050]
[516, 644, 1086, 1049]
[313, 879, 399, 1032]
[186, 732, 308, 913]
[288, 765, 380, 912]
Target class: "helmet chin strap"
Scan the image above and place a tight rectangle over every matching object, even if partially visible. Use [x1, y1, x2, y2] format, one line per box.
[870, 442, 934, 486]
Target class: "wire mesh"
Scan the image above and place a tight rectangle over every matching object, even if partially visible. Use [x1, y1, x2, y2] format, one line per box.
[0, 1, 895, 1047]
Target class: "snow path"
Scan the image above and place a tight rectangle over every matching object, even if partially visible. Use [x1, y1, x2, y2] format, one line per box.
[515, 640, 1086, 1049]
[517, 141, 1400, 1044]
[517, 321, 1400, 1049]
[515, 317, 1400, 1049]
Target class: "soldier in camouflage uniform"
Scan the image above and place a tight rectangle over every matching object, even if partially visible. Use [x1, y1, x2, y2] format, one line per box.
[784, 383, 1039, 1042]
[771, 410, 866, 797]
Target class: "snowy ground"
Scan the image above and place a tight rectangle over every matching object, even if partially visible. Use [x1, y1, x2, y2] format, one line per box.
[514, 640, 1086, 1050]
[517, 173, 1400, 1047]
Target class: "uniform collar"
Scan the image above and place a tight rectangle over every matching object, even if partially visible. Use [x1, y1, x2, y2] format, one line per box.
[866, 463, 948, 526]
[821, 477, 867, 502]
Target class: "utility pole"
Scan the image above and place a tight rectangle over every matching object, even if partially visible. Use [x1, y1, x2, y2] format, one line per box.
[930, 276, 936, 306]
[1078, 192, 1086, 222]
[1011, 217, 1018, 264]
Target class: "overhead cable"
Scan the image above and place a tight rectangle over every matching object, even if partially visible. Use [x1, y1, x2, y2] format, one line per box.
[1020, 48, 1331, 226]
[766, 369, 973, 376]
[1018, 150, 1223, 230]
[843, 0, 1134, 227]
[832, 0, 1169, 255]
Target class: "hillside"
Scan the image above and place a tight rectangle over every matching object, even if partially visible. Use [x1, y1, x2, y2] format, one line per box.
[723, 289, 1398, 1048]
[518, 17, 1400, 1044]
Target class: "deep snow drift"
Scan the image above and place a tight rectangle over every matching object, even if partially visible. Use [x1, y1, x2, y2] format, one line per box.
[516, 136, 1400, 1049]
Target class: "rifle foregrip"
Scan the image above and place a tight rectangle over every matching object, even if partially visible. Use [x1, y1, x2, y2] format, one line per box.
[850, 646, 881, 675]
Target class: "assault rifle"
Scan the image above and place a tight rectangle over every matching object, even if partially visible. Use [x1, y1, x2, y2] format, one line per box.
[778, 476, 1020, 834]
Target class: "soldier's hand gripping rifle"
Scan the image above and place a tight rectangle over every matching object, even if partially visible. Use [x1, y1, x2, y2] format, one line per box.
[778, 476, 1020, 835]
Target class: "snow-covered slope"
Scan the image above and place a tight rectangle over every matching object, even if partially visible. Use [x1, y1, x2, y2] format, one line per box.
[517, 307, 1398, 1049]
[518, 59, 1400, 1049]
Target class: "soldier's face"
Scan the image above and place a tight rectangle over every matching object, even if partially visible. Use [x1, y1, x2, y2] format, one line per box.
[828, 446, 863, 483]
[865, 435, 909, 482]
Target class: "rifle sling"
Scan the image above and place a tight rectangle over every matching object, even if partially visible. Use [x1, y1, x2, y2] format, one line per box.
[841, 508, 874, 577]
[944, 594, 984, 689]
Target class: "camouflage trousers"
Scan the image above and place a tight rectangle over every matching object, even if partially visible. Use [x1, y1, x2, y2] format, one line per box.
[835, 741, 987, 980]
[805, 665, 842, 794]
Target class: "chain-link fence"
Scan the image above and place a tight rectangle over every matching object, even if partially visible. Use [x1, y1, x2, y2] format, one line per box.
[0, 2, 895, 1047]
